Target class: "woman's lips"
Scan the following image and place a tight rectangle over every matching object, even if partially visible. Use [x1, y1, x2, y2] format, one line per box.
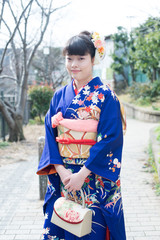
[71, 70, 81, 73]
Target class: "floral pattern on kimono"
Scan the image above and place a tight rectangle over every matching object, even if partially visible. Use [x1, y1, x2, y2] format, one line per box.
[37, 77, 126, 240]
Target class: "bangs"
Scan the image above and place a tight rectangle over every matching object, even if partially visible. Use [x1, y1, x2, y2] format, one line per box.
[63, 36, 90, 56]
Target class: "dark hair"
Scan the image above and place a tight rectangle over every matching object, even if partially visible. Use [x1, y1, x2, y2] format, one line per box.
[63, 31, 96, 59]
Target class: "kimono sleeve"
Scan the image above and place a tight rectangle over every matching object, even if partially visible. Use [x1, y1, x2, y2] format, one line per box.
[36, 92, 64, 175]
[85, 93, 123, 183]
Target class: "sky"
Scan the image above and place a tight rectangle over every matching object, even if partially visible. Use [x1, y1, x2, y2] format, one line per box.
[0, 0, 160, 48]
[47, 0, 160, 47]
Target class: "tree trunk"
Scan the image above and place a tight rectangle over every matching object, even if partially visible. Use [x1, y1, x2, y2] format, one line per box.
[38, 113, 42, 123]
[130, 65, 136, 82]
[121, 72, 129, 87]
[153, 68, 157, 81]
[148, 69, 153, 82]
[8, 113, 25, 142]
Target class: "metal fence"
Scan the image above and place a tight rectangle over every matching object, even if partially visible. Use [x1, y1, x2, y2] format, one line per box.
[0, 91, 31, 140]
[0, 91, 9, 140]
[0, 112, 8, 141]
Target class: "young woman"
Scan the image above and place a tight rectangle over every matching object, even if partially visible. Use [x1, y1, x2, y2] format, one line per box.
[37, 31, 126, 240]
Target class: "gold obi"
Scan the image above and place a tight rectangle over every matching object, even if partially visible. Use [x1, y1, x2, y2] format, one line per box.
[56, 125, 97, 158]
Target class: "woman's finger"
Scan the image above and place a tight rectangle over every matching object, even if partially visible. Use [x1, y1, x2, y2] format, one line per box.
[67, 186, 73, 192]
[64, 181, 70, 189]
[63, 176, 71, 185]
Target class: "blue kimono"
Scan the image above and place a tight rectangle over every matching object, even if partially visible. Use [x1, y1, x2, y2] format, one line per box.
[37, 77, 126, 240]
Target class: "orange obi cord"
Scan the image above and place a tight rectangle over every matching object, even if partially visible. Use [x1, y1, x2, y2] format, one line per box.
[56, 137, 96, 145]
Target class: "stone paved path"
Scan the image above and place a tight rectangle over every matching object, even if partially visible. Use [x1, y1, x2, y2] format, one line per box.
[121, 118, 160, 240]
[0, 118, 160, 240]
[0, 155, 44, 240]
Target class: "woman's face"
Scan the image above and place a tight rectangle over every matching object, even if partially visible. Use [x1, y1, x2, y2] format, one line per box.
[65, 53, 94, 83]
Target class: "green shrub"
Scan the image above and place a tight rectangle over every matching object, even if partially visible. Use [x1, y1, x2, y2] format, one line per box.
[127, 80, 160, 106]
[28, 116, 45, 125]
[28, 85, 53, 122]
[155, 183, 160, 196]
[0, 141, 10, 148]
[150, 80, 160, 98]
[135, 97, 151, 106]
[155, 125, 160, 142]
[147, 144, 160, 195]
[28, 119, 37, 125]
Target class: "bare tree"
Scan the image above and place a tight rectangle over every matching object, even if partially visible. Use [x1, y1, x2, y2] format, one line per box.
[0, 0, 35, 74]
[0, 0, 6, 29]
[0, 0, 70, 142]
[32, 47, 68, 88]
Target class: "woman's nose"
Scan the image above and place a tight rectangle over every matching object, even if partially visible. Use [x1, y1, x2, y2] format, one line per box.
[71, 59, 78, 67]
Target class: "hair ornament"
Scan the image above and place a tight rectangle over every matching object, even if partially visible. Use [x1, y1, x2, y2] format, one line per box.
[91, 32, 106, 64]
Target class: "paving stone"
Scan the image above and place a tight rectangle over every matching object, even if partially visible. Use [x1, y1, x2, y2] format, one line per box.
[130, 226, 155, 231]
[19, 224, 42, 230]
[5, 229, 30, 235]
[14, 234, 41, 239]
[126, 231, 145, 237]
[134, 237, 160, 240]
[145, 231, 160, 236]
[0, 235, 16, 240]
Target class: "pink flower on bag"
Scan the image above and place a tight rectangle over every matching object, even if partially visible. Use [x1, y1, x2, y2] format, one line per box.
[64, 209, 80, 222]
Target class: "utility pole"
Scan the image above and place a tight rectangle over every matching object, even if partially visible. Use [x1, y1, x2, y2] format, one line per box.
[127, 16, 136, 32]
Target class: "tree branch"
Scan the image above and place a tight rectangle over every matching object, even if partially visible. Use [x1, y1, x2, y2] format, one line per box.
[0, 75, 16, 81]
[27, 3, 53, 69]
[4, 99, 14, 109]
[0, 99, 15, 129]
[35, 0, 71, 15]
[7, 0, 24, 44]
[50, 2, 71, 14]
[3, 99, 16, 114]
[0, 0, 6, 29]
[0, 0, 34, 74]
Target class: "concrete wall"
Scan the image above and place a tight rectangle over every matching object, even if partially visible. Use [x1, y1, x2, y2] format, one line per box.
[122, 101, 160, 123]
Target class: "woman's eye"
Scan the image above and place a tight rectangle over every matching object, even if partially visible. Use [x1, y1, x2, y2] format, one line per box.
[79, 57, 85, 60]
[67, 57, 72, 61]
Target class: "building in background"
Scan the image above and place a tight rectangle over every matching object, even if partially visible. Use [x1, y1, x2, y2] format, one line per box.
[93, 34, 149, 92]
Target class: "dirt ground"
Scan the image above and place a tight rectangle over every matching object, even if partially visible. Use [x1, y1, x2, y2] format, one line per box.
[0, 124, 45, 167]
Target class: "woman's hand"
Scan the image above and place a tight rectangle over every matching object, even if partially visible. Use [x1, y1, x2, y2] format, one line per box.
[63, 166, 91, 192]
[63, 172, 85, 192]
[54, 164, 72, 185]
